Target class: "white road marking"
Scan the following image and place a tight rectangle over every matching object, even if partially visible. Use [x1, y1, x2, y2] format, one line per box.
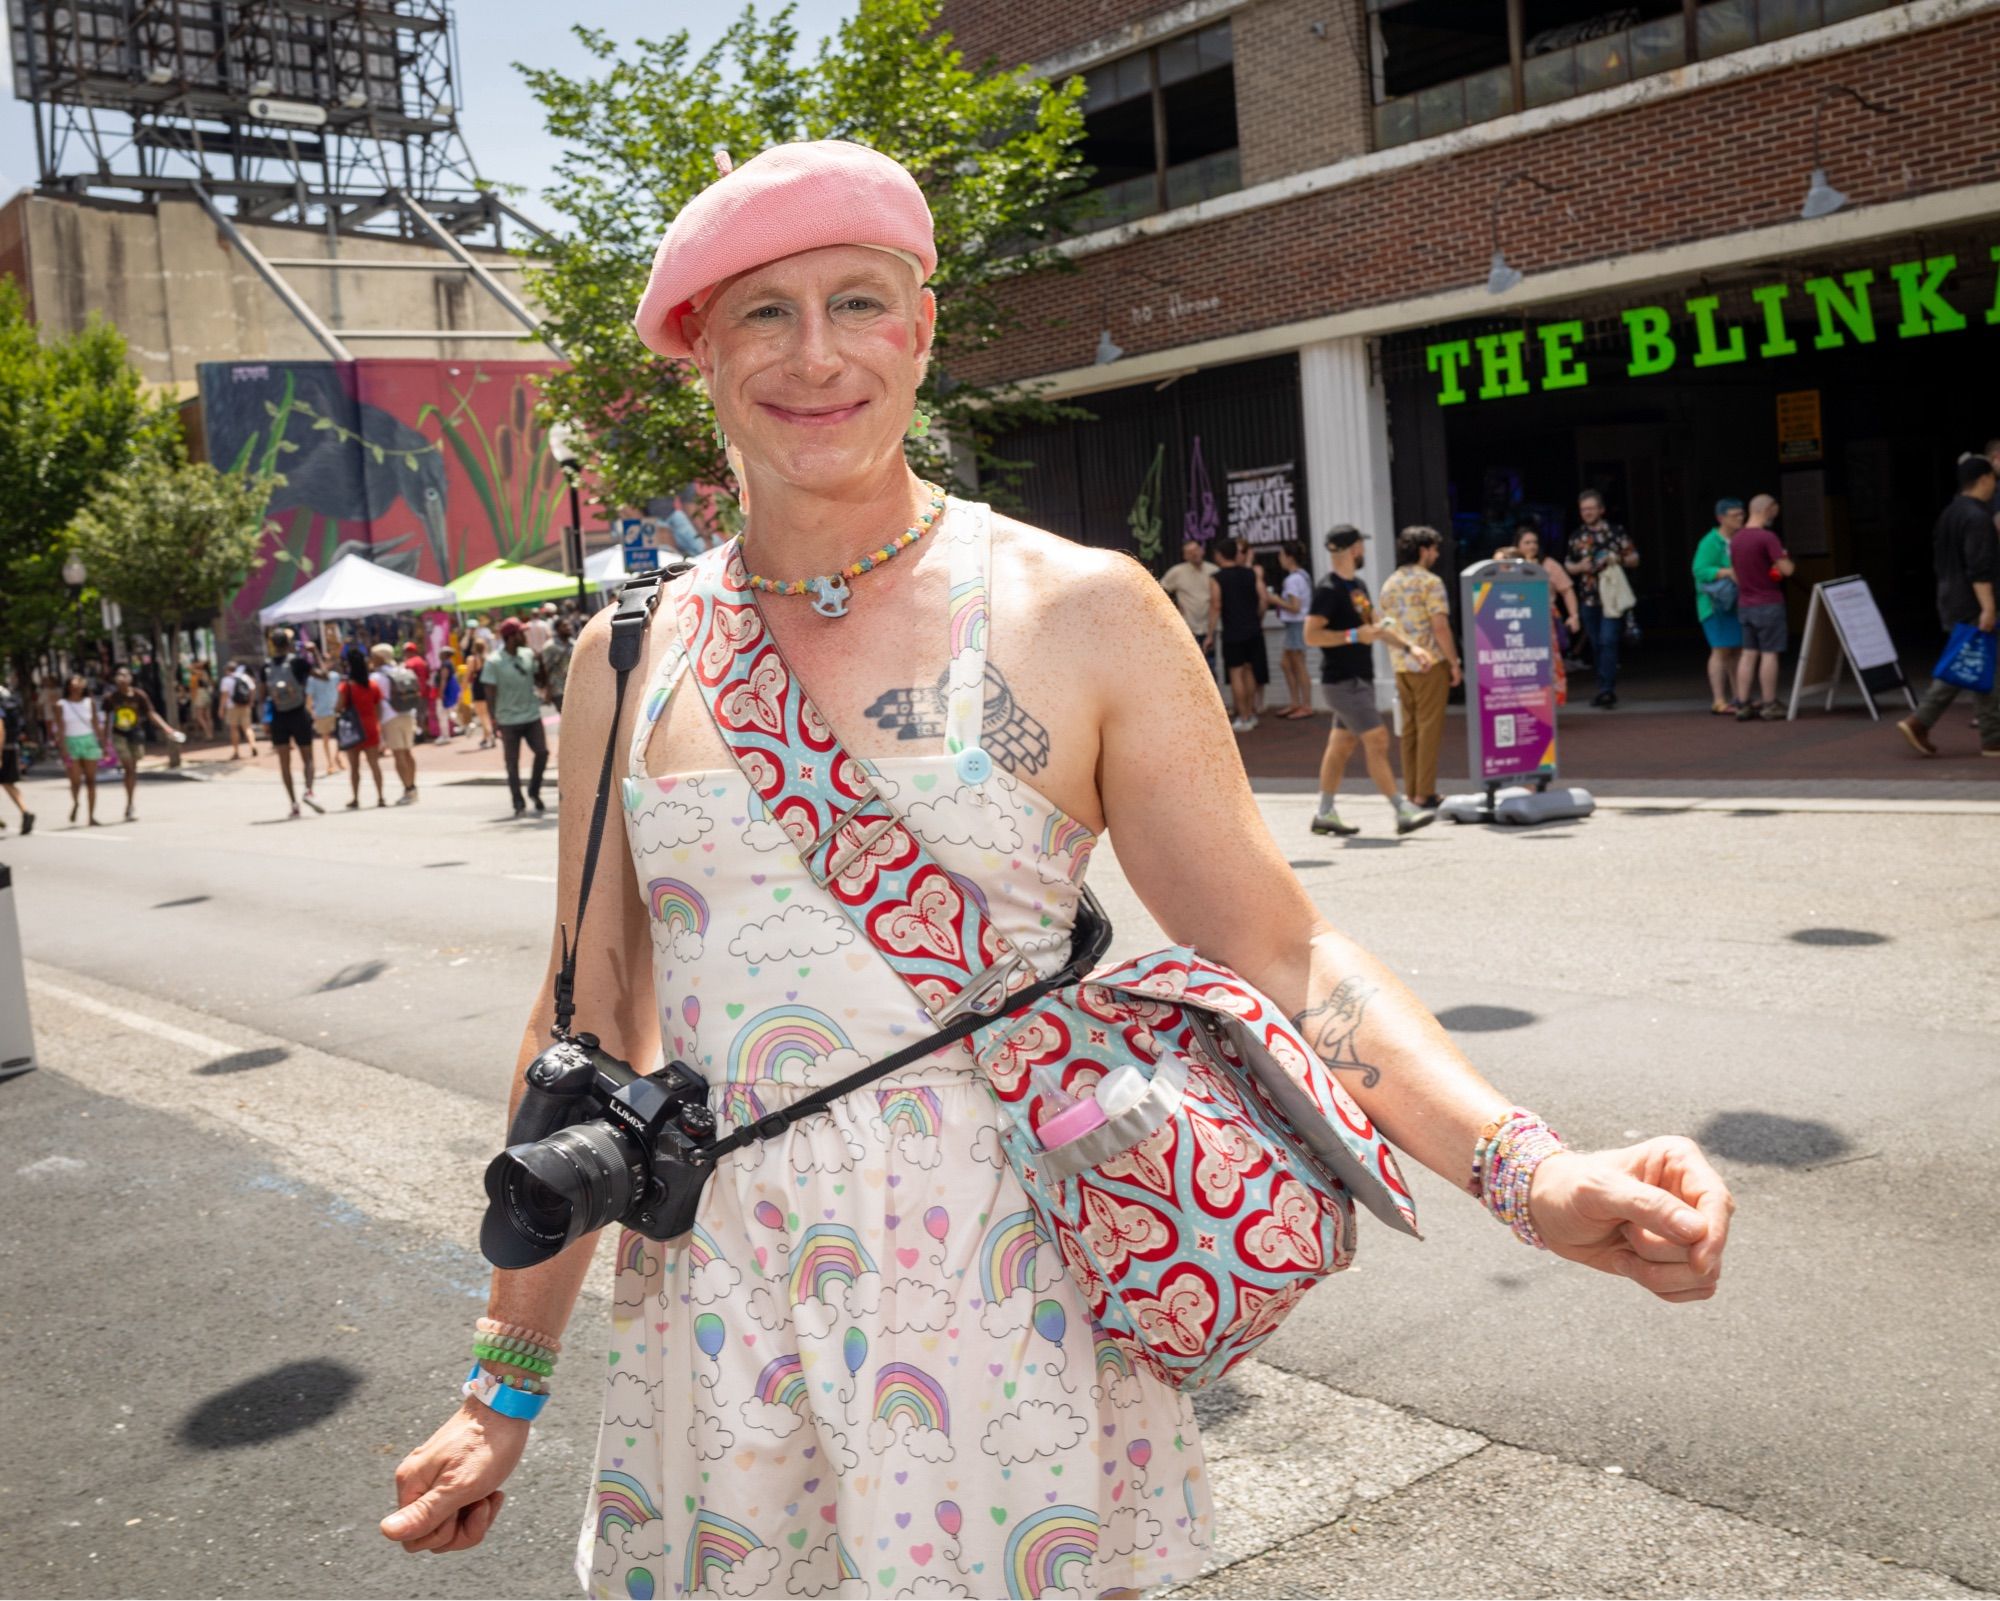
[503, 872, 556, 883]
[42, 829, 132, 842]
[31, 980, 237, 1057]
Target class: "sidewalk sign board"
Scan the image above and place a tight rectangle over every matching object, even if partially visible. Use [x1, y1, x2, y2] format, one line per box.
[1786, 576, 1913, 721]
[0, 864, 37, 1082]
[619, 517, 659, 575]
[1459, 558, 1560, 817]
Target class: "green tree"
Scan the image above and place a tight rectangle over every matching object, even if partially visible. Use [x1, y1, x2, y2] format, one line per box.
[517, 0, 1088, 512]
[69, 444, 275, 758]
[0, 277, 156, 671]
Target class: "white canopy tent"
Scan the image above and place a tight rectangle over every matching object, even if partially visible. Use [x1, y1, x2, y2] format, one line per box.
[256, 553, 457, 627]
[584, 545, 628, 589]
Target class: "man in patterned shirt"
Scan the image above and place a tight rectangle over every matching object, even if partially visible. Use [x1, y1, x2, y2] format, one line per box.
[1378, 527, 1460, 810]
[1565, 490, 1640, 708]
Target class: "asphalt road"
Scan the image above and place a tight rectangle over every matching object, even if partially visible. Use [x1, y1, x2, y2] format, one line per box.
[4, 756, 1996, 1596]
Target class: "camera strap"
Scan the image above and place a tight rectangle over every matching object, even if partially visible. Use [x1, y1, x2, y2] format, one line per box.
[550, 561, 693, 1040]
[694, 894, 1111, 1166]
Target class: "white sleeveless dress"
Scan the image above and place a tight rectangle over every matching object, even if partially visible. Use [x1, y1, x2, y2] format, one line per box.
[576, 500, 1212, 1599]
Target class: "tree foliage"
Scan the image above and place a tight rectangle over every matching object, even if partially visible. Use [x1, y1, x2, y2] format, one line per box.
[67, 444, 275, 634]
[0, 277, 157, 664]
[517, 0, 1089, 512]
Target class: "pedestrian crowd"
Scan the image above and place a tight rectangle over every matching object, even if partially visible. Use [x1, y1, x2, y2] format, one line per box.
[0, 595, 588, 830]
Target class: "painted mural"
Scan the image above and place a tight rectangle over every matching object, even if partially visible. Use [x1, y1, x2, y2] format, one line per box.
[197, 358, 571, 625]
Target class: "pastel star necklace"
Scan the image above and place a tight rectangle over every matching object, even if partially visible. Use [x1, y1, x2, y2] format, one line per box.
[743, 481, 946, 619]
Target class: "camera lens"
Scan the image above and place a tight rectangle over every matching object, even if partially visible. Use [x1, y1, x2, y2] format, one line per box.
[480, 1122, 643, 1269]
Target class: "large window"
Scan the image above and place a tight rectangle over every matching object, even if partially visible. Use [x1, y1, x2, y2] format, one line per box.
[1369, 0, 1906, 148]
[1079, 20, 1240, 228]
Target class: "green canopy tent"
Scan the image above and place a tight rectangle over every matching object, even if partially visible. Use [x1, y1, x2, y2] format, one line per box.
[447, 559, 581, 611]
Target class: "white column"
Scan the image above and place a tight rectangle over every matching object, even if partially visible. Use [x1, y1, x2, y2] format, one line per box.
[1299, 335, 1397, 711]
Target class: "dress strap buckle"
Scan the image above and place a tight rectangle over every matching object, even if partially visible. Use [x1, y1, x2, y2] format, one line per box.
[802, 774, 899, 888]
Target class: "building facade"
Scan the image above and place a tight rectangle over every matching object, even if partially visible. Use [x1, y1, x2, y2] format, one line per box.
[945, 0, 2000, 644]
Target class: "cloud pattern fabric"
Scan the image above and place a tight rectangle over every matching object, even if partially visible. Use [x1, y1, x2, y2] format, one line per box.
[579, 502, 1210, 1599]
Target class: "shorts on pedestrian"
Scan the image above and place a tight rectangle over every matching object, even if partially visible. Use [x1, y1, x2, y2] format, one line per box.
[110, 732, 145, 769]
[1700, 610, 1743, 650]
[1322, 675, 1382, 734]
[1282, 621, 1306, 652]
[269, 707, 315, 750]
[0, 746, 19, 785]
[312, 713, 337, 737]
[381, 716, 415, 752]
[1221, 637, 1262, 673]
[64, 732, 102, 764]
[225, 703, 252, 731]
[1739, 602, 1788, 654]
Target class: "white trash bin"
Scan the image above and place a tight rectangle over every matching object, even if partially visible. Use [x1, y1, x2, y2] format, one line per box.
[0, 861, 36, 1081]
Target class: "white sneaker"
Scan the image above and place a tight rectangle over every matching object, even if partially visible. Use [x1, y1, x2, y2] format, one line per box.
[302, 791, 324, 814]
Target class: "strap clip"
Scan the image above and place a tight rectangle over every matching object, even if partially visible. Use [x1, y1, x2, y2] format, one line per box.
[803, 775, 901, 888]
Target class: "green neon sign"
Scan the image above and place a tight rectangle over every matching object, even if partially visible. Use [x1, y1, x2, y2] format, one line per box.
[1424, 249, 2000, 405]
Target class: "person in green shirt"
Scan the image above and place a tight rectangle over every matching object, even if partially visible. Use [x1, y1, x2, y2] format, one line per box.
[481, 617, 549, 817]
[1693, 498, 1745, 714]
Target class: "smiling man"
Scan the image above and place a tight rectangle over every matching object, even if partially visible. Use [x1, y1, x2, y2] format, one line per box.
[382, 141, 1735, 1598]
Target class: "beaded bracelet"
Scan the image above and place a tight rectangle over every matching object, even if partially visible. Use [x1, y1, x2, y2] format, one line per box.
[473, 1361, 549, 1395]
[473, 1340, 555, 1376]
[1470, 1107, 1567, 1251]
[477, 1316, 563, 1355]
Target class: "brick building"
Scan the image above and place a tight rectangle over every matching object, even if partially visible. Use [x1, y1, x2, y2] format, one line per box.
[943, 0, 2000, 646]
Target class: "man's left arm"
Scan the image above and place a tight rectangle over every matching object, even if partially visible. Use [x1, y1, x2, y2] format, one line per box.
[1086, 565, 1732, 1295]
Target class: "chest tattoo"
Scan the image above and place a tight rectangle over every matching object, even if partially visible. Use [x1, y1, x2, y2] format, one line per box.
[863, 664, 1052, 776]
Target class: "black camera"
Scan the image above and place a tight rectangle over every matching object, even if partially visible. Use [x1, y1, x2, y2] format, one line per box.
[479, 1032, 719, 1270]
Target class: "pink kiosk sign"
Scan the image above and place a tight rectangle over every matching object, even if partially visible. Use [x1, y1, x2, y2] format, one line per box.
[1460, 559, 1559, 806]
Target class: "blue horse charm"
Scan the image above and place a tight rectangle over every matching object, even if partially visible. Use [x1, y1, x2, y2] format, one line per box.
[809, 574, 852, 619]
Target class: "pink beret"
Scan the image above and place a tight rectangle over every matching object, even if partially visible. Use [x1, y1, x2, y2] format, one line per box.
[633, 139, 937, 359]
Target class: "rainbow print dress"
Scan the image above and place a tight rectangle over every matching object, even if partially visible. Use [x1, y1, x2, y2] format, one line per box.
[578, 501, 1210, 1598]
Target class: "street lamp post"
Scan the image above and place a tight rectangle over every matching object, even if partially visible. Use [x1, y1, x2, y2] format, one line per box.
[546, 421, 587, 609]
[60, 552, 87, 679]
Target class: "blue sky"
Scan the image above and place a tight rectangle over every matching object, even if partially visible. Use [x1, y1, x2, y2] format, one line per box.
[0, 2, 857, 230]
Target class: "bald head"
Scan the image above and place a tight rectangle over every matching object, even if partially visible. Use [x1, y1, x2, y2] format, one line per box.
[1747, 494, 1779, 527]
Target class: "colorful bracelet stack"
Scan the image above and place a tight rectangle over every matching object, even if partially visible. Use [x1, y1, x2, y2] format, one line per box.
[470, 1317, 562, 1396]
[1470, 1107, 1567, 1251]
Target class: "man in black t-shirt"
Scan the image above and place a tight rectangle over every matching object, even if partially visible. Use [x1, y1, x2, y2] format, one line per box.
[1208, 537, 1269, 731]
[1302, 526, 1437, 838]
[0, 681, 34, 834]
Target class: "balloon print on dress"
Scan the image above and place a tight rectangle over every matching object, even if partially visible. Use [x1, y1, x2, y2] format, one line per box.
[935, 1498, 963, 1564]
[695, 1313, 725, 1361]
[841, 1324, 868, 1415]
[923, 1203, 950, 1267]
[1128, 1436, 1154, 1496]
[753, 1199, 784, 1232]
[1033, 1297, 1075, 1394]
[682, 994, 701, 1032]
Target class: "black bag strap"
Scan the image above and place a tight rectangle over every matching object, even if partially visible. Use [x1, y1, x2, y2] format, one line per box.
[550, 563, 688, 1038]
[696, 889, 1111, 1165]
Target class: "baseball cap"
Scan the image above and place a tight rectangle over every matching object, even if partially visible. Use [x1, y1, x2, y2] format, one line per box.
[1324, 526, 1363, 551]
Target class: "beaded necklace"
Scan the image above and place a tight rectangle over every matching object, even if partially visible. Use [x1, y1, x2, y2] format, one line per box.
[743, 481, 946, 619]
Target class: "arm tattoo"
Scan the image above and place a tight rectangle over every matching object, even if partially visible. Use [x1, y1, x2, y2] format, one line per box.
[1290, 977, 1384, 1087]
[864, 664, 1051, 775]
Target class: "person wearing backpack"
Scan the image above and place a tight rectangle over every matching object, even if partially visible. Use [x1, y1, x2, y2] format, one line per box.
[219, 659, 258, 759]
[481, 616, 548, 818]
[263, 628, 323, 818]
[369, 642, 421, 805]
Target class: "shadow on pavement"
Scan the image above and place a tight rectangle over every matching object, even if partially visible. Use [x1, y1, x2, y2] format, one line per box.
[177, 1358, 362, 1449]
[195, 1046, 292, 1077]
[1695, 1110, 1853, 1167]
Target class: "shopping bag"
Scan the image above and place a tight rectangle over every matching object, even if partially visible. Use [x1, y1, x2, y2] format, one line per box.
[1933, 623, 1996, 694]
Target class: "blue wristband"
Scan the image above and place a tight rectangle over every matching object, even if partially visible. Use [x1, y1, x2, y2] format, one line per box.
[463, 1361, 549, 1422]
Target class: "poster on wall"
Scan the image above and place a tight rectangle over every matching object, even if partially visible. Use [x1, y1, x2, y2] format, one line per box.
[1461, 560, 1559, 785]
[1225, 462, 1299, 548]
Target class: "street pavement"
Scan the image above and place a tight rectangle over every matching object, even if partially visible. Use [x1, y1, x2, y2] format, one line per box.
[1, 743, 1995, 1599]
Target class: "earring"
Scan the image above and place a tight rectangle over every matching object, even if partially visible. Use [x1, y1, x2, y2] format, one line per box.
[907, 407, 931, 441]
